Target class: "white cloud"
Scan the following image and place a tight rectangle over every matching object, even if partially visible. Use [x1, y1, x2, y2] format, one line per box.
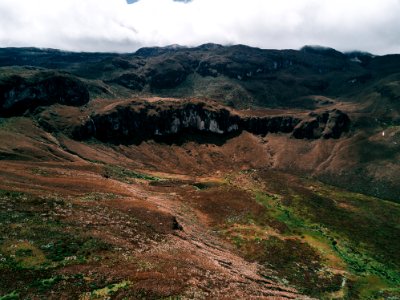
[0, 0, 399, 54]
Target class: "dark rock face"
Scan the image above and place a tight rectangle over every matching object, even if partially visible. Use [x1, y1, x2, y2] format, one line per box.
[146, 59, 190, 89]
[106, 73, 145, 91]
[172, 217, 183, 231]
[323, 110, 351, 138]
[71, 100, 350, 144]
[292, 110, 350, 139]
[74, 102, 242, 142]
[243, 116, 301, 135]
[0, 72, 89, 116]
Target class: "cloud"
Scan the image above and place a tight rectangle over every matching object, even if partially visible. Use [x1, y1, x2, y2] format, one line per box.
[0, 0, 399, 54]
[127, 0, 191, 3]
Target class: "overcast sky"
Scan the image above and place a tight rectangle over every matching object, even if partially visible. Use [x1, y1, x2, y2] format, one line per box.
[0, 0, 399, 54]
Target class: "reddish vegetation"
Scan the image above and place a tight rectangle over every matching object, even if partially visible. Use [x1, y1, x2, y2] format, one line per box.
[1, 97, 399, 299]
[0, 134, 311, 298]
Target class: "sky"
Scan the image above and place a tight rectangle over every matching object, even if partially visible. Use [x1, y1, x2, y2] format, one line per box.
[0, 0, 399, 54]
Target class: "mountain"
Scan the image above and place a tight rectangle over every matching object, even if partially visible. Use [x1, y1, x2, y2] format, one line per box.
[0, 45, 399, 299]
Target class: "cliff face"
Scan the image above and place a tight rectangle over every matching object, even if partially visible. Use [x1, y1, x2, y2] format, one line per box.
[70, 100, 350, 143]
[0, 71, 89, 117]
[73, 102, 242, 143]
[292, 110, 351, 139]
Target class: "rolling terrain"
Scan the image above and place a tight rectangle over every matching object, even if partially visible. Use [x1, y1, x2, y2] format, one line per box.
[0, 45, 399, 299]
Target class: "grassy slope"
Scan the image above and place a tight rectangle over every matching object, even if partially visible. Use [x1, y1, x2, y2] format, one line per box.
[0, 163, 399, 299]
[0, 180, 160, 299]
[216, 169, 400, 299]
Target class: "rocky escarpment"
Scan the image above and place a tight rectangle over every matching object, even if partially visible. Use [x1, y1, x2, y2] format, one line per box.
[292, 110, 351, 139]
[65, 100, 350, 144]
[71, 101, 242, 143]
[0, 71, 89, 117]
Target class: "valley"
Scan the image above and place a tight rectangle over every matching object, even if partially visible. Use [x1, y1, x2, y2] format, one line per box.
[0, 45, 399, 299]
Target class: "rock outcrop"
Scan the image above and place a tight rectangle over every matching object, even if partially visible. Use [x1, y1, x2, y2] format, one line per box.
[73, 101, 241, 143]
[67, 100, 350, 143]
[0, 71, 89, 117]
[292, 110, 351, 139]
[243, 116, 301, 135]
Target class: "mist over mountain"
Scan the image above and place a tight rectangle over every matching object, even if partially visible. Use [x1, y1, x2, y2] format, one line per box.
[1, 0, 400, 54]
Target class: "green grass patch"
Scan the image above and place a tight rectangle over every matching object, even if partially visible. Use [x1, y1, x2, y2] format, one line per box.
[0, 189, 111, 268]
[79, 192, 120, 202]
[0, 189, 116, 298]
[103, 165, 162, 183]
[40, 236, 110, 263]
[31, 275, 64, 292]
[255, 192, 308, 231]
[81, 280, 131, 299]
[0, 189, 25, 199]
[0, 291, 19, 300]
[255, 190, 400, 294]
[30, 168, 50, 177]
[224, 171, 400, 299]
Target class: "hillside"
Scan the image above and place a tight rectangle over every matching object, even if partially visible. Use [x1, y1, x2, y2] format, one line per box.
[0, 45, 399, 299]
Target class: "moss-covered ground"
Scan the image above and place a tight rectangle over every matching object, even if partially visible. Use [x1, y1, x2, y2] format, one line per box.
[217, 169, 400, 299]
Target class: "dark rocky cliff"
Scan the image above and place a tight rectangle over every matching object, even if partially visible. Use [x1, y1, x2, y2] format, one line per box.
[67, 100, 350, 144]
[0, 71, 89, 117]
[292, 110, 351, 139]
